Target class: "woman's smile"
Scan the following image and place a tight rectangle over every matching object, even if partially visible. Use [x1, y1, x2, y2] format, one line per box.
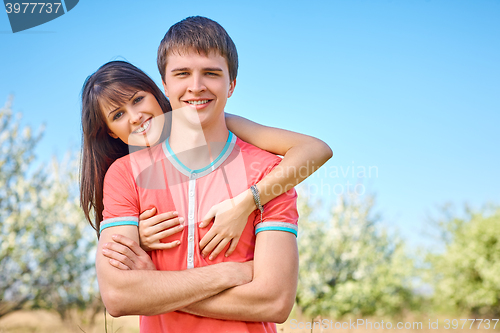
[133, 117, 153, 134]
[103, 91, 165, 146]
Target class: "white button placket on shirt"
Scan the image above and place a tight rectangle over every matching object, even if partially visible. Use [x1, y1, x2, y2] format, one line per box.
[187, 173, 197, 269]
[163, 133, 237, 270]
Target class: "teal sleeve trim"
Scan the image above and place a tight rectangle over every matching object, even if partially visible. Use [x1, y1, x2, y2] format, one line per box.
[255, 226, 298, 237]
[100, 221, 139, 233]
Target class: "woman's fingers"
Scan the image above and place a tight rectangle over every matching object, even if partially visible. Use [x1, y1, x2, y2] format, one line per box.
[142, 217, 182, 237]
[207, 238, 231, 260]
[200, 233, 222, 258]
[199, 207, 216, 228]
[139, 207, 156, 221]
[199, 229, 216, 251]
[149, 224, 184, 242]
[139, 210, 184, 251]
[141, 211, 179, 228]
[140, 218, 184, 250]
[148, 240, 181, 250]
[151, 217, 184, 236]
[224, 237, 240, 257]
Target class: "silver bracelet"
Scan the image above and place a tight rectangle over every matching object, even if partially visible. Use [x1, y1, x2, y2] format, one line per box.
[250, 185, 264, 223]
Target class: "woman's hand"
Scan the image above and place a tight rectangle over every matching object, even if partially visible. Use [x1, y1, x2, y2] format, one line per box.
[199, 190, 255, 260]
[102, 234, 156, 270]
[139, 207, 184, 251]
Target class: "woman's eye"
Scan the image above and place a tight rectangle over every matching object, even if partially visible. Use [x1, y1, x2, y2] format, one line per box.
[133, 96, 144, 104]
[113, 111, 124, 121]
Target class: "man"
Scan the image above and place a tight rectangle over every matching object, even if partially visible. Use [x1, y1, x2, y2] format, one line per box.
[96, 16, 299, 332]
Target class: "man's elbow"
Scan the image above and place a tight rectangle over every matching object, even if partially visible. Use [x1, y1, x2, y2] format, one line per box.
[96, 261, 139, 317]
[271, 296, 294, 324]
[101, 288, 131, 317]
[263, 288, 295, 324]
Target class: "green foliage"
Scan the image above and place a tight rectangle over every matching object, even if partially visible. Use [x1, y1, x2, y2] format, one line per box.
[0, 99, 100, 321]
[296, 193, 418, 318]
[426, 204, 500, 317]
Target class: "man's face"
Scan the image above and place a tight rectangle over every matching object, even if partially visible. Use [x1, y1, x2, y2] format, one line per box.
[162, 50, 236, 128]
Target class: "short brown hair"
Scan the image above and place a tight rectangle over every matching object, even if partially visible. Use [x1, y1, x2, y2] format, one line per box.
[157, 16, 238, 83]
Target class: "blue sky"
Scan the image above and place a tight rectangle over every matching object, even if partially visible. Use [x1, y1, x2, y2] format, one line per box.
[1, 0, 499, 247]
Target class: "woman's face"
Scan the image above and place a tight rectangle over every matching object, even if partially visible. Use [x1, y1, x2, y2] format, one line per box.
[101, 90, 165, 147]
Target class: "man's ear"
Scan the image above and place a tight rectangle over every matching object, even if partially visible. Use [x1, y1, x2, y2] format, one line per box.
[108, 131, 118, 139]
[227, 79, 236, 98]
[162, 81, 169, 97]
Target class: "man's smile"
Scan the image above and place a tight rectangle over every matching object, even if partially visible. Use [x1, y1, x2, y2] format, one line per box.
[183, 99, 213, 110]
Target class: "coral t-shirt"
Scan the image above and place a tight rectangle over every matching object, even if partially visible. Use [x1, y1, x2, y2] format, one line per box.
[102, 132, 298, 333]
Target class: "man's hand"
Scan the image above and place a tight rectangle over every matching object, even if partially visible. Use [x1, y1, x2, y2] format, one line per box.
[102, 234, 156, 270]
[102, 234, 254, 288]
[232, 260, 254, 286]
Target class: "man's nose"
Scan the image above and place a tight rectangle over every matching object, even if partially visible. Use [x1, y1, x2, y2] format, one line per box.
[188, 74, 206, 93]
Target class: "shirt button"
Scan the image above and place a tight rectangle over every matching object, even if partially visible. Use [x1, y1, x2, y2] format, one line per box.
[189, 214, 194, 219]
[189, 191, 194, 196]
[188, 236, 194, 242]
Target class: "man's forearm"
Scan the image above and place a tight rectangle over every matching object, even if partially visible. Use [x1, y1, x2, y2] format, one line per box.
[98, 261, 247, 317]
[180, 231, 298, 323]
[180, 276, 294, 322]
[96, 226, 252, 317]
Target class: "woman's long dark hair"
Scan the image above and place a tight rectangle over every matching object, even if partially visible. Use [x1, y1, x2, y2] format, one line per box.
[80, 61, 171, 235]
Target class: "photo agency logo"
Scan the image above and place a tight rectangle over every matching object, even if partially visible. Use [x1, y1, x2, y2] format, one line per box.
[4, 0, 78, 32]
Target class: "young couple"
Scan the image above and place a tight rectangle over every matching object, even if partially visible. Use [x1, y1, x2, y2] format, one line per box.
[80, 16, 332, 332]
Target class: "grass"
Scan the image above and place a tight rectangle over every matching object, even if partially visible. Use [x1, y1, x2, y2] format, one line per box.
[1, 310, 499, 333]
[0, 310, 139, 333]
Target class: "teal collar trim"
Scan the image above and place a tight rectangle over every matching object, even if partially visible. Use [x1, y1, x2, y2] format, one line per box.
[163, 131, 236, 178]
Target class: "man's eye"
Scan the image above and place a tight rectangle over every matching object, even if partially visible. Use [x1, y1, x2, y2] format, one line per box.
[113, 111, 124, 121]
[206, 72, 218, 76]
